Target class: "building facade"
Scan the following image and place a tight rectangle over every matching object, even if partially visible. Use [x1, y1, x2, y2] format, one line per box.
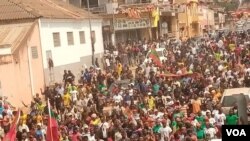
[14, 0, 104, 85]
[39, 18, 103, 84]
[68, 0, 182, 45]
[0, 0, 45, 106]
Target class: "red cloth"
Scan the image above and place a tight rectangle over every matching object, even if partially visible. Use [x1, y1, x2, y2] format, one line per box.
[46, 117, 59, 141]
[2, 124, 17, 141]
[46, 100, 59, 141]
[3, 110, 20, 141]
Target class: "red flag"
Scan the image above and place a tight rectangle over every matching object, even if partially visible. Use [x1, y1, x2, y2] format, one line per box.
[3, 110, 20, 141]
[46, 99, 59, 141]
[149, 48, 162, 67]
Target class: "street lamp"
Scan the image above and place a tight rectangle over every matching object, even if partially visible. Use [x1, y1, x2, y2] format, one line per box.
[87, 0, 95, 66]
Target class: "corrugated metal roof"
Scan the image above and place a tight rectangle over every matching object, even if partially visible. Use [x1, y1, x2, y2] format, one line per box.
[11, 0, 100, 19]
[0, 22, 34, 52]
[0, 0, 36, 21]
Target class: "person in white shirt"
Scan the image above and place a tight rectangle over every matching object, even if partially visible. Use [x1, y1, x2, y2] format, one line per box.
[215, 109, 226, 126]
[70, 87, 78, 103]
[18, 120, 30, 133]
[99, 118, 110, 140]
[165, 96, 174, 107]
[87, 129, 97, 141]
[159, 120, 172, 141]
[207, 113, 216, 126]
[204, 123, 217, 139]
[113, 93, 123, 104]
[56, 84, 64, 96]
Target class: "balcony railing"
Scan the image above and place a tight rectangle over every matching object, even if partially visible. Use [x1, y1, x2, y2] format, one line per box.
[119, 0, 151, 5]
[88, 5, 107, 14]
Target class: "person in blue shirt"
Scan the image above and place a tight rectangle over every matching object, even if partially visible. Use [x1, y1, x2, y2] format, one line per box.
[0, 103, 3, 117]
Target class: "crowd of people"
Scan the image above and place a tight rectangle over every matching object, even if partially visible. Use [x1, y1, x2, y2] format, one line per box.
[1, 31, 250, 141]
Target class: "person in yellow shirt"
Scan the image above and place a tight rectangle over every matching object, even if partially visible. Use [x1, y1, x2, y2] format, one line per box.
[213, 89, 222, 103]
[36, 101, 45, 113]
[147, 94, 155, 110]
[116, 62, 123, 78]
[36, 112, 43, 124]
[90, 113, 101, 126]
[63, 92, 71, 107]
[20, 111, 27, 124]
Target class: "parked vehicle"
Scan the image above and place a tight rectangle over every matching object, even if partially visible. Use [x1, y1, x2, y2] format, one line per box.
[220, 88, 250, 124]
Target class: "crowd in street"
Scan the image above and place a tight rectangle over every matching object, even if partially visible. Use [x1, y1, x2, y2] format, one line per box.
[0, 31, 250, 141]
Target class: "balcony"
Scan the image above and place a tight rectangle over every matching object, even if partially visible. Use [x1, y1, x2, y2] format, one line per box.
[89, 5, 106, 14]
[119, 0, 152, 5]
[86, 2, 119, 14]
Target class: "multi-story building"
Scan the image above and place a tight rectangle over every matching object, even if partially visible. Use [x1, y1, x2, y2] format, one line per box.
[175, 0, 216, 38]
[68, 0, 182, 45]
[213, 7, 226, 30]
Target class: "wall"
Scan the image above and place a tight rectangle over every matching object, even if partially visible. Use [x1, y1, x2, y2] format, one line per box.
[39, 18, 104, 84]
[0, 23, 44, 107]
[171, 17, 179, 37]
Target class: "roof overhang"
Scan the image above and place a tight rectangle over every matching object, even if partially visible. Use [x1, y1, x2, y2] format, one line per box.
[0, 44, 11, 55]
[0, 22, 36, 54]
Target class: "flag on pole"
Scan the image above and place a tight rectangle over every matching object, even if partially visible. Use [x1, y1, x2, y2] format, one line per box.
[149, 48, 162, 67]
[3, 109, 20, 141]
[152, 7, 160, 27]
[46, 99, 59, 141]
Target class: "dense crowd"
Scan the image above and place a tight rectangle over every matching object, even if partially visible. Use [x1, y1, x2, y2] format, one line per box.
[0, 31, 250, 141]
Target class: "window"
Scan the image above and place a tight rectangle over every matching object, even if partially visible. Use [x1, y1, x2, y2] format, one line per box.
[31, 46, 38, 59]
[67, 32, 74, 45]
[79, 31, 85, 44]
[53, 32, 61, 47]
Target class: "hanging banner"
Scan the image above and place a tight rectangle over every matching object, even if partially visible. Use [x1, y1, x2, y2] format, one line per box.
[114, 18, 151, 30]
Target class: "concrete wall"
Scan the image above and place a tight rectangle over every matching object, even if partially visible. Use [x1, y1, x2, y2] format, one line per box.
[0, 23, 45, 107]
[43, 52, 103, 85]
[39, 18, 104, 85]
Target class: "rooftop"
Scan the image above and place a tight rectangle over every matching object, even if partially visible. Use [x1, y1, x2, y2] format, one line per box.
[0, 0, 100, 21]
[0, 22, 35, 53]
[0, 0, 36, 21]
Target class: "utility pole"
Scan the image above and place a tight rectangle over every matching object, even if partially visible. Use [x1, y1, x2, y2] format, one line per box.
[87, 0, 95, 66]
[112, 8, 116, 46]
[207, 8, 209, 33]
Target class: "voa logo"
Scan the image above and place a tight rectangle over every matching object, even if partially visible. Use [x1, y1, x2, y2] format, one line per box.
[226, 129, 247, 136]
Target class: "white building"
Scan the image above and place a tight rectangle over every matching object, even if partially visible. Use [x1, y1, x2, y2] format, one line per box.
[14, 0, 104, 84]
